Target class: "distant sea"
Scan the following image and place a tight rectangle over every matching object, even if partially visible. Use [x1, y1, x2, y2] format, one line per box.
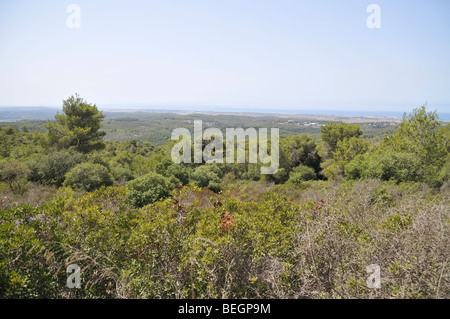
[263, 109, 450, 121]
[105, 105, 450, 121]
[131, 106, 450, 121]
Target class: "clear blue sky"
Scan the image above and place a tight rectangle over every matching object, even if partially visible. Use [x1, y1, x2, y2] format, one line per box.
[0, 0, 449, 114]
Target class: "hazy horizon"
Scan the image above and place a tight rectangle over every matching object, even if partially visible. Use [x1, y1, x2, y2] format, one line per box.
[1, 104, 450, 122]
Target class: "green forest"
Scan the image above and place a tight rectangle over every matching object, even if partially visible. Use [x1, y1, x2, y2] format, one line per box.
[0, 95, 448, 299]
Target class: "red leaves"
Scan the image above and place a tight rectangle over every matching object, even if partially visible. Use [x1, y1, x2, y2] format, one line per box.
[219, 211, 235, 235]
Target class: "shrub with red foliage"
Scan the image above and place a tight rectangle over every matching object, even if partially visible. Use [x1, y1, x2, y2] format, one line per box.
[219, 211, 235, 235]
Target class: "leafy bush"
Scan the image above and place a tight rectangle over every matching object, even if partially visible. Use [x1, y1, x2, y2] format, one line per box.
[321, 121, 362, 153]
[127, 172, 170, 207]
[345, 149, 421, 182]
[0, 204, 60, 298]
[0, 160, 30, 194]
[438, 154, 450, 183]
[379, 106, 449, 184]
[27, 150, 85, 186]
[344, 154, 366, 180]
[190, 165, 222, 192]
[241, 163, 261, 181]
[63, 163, 113, 191]
[165, 164, 190, 185]
[87, 151, 110, 168]
[111, 166, 134, 182]
[287, 165, 316, 185]
[281, 134, 321, 172]
[155, 158, 173, 176]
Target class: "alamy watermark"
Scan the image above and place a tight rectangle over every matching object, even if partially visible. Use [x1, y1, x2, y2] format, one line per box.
[66, 264, 81, 288]
[366, 4, 381, 29]
[66, 4, 81, 29]
[65, 4, 379, 30]
[171, 120, 279, 174]
[366, 264, 381, 288]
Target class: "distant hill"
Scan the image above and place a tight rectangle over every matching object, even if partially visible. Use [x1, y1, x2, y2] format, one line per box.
[0, 107, 59, 121]
[1, 106, 404, 122]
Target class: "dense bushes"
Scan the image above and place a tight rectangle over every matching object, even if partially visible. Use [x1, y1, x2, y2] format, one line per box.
[4, 104, 446, 193]
[190, 164, 223, 192]
[281, 134, 321, 173]
[287, 165, 316, 185]
[0, 181, 448, 298]
[0, 204, 60, 298]
[345, 106, 449, 185]
[27, 150, 85, 186]
[110, 166, 134, 182]
[63, 163, 113, 191]
[345, 150, 421, 182]
[127, 172, 170, 207]
[0, 160, 30, 194]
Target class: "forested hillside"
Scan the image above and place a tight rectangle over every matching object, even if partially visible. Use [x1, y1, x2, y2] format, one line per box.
[0, 95, 448, 299]
[1, 108, 400, 146]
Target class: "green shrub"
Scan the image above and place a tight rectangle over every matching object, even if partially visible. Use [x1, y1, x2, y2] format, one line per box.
[287, 165, 316, 185]
[262, 167, 288, 184]
[344, 154, 366, 180]
[111, 166, 134, 182]
[166, 164, 190, 185]
[0, 159, 30, 194]
[321, 121, 362, 153]
[155, 158, 173, 176]
[27, 150, 85, 186]
[87, 151, 110, 168]
[0, 204, 59, 298]
[241, 163, 261, 181]
[127, 172, 170, 207]
[281, 134, 321, 172]
[190, 165, 222, 192]
[63, 163, 113, 191]
[345, 149, 421, 182]
[438, 154, 450, 183]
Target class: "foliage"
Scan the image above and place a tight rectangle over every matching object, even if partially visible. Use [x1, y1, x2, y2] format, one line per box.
[27, 150, 86, 186]
[346, 106, 449, 185]
[324, 137, 370, 180]
[110, 166, 134, 182]
[280, 134, 321, 172]
[0, 160, 30, 194]
[45, 94, 106, 153]
[287, 165, 317, 185]
[0, 181, 448, 299]
[345, 149, 421, 182]
[127, 172, 171, 208]
[321, 121, 362, 153]
[63, 163, 113, 192]
[190, 164, 223, 192]
[165, 164, 191, 186]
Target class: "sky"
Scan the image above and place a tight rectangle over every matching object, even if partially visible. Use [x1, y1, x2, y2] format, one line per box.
[0, 0, 449, 114]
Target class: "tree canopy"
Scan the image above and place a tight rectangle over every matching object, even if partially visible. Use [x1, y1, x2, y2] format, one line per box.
[45, 94, 106, 153]
[321, 121, 363, 153]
